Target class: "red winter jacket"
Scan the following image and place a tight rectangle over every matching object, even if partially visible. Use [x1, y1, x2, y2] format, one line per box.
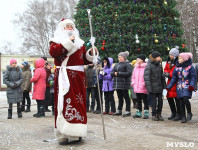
[30, 58, 46, 100]
[164, 60, 177, 98]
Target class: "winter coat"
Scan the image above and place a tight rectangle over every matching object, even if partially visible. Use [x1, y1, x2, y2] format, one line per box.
[164, 57, 177, 98]
[195, 63, 198, 82]
[48, 73, 54, 93]
[111, 61, 132, 90]
[144, 57, 166, 93]
[99, 57, 114, 92]
[21, 65, 32, 92]
[167, 59, 197, 99]
[85, 65, 98, 88]
[132, 62, 148, 94]
[3, 66, 23, 104]
[30, 58, 46, 100]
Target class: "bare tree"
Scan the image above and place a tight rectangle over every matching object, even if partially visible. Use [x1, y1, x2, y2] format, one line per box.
[0, 41, 16, 55]
[13, 0, 78, 56]
[176, 0, 198, 62]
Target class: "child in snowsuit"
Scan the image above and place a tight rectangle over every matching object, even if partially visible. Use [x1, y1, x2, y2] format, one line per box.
[164, 46, 181, 121]
[30, 58, 46, 118]
[167, 53, 196, 123]
[99, 57, 116, 115]
[111, 51, 132, 117]
[132, 54, 149, 119]
[144, 51, 166, 121]
[3, 59, 23, 119]
[48, 66, 55, 115]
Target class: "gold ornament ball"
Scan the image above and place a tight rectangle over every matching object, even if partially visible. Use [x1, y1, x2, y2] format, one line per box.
[155, 39, 159, 43]
[164, 1, 167, 5]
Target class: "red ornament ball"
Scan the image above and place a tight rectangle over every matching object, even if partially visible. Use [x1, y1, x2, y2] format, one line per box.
[101, 47, 105, 50]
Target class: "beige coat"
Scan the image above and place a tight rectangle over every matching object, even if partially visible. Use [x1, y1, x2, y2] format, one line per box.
[21, 65, 32, 92]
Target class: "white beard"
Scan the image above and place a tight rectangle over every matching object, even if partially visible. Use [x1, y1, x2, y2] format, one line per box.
[51, 26, 84, 49]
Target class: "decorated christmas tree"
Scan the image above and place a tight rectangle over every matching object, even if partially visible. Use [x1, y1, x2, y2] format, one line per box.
[74, 0, 187, 61]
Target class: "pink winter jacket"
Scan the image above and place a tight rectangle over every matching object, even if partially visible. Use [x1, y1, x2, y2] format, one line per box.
[30, 58, 46, 100]
[131, 62, 148, 94]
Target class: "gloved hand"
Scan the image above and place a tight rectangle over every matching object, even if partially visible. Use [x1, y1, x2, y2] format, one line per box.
[188, 86, 194, 91]
[13, 83, 18, 88]
[166, 88, 170, 92]
[104, 72, 107, 76]
[163, 72, 170, 78]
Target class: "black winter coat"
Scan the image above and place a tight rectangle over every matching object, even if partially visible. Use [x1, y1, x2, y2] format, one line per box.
[144, 60, 166, 93]
[111, 61, 132, 90]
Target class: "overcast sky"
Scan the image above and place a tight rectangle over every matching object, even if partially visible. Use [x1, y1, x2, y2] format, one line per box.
[0, 0, 28, 52]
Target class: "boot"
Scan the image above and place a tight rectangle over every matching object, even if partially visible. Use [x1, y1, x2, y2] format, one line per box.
[17, 108, 22, 118]
[142, 110, 149, 119]
[157, 114, 164, 121]
[187, 113, 193, 121]
[123, 111, 131, 117]
[21, 106, 25, 112]
[152, 116, 159, 121]
[35, 105, 45, 118]
[52, 106, 55, 115]
[45, 106, 51, 112]
[7, 109, 12, 119]
[113, 110, 122, 116]
[133, 110, 142, 118]
[132, 99, 137, 108]
[173, 113, 182, 121]
[181, 116, 187, 123]
[33, 105, 39, 117]
[168, 113, 176, 120]
[25, 105, 31, 112]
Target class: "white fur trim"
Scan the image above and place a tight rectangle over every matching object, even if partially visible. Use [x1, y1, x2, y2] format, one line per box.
[55, 113, 87, 140]
[58, 19, 75, 29]
[61, 38, 78, 52]
[86, 48, 99, 62]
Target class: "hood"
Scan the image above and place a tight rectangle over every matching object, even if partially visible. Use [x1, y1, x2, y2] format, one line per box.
[176, 58, 192, 67]
[6, 65, 20, 71]
[35, 58, 45, 69]
[102, 57, 113, 68]
[135, 62, 147, 68]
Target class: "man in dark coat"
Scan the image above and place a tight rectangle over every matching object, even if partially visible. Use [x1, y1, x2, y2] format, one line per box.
[144, 51, 166, 121]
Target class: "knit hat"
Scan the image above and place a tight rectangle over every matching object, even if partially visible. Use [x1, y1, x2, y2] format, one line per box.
[178, 52, 193, 61]
[151, 51, 161, 58]
[10, 58, 17, 65]
[118, 51, 129, 59]
[41, 56, 47, 61]
[22, 61, 29, 66]
[137, 54, 146, 62]
[131, 60, 137, 66]
[169, 46, 179, 57]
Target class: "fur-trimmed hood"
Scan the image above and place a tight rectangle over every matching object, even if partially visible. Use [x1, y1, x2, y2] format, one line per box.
[6, 65, 20, 72]
[102, 57, 113, 68]
[135, 62, 147, 68]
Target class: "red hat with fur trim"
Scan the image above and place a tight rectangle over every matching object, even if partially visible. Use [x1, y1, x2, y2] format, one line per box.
[58, 18, 75, 29]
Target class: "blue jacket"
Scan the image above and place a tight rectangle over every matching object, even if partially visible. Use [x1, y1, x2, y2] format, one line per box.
[167, 59, 197, 99]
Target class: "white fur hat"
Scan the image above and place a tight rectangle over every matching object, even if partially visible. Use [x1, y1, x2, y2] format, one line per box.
[58, 18, 75, 29]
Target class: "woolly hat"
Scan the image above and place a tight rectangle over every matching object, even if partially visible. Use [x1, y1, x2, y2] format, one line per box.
[41, 56, 47, 61]
[178, 52, 193, 61]
[118, 51, 129, 59]
[151, 51, 161, 58]
[169, 46, 179, 57]
[58, 18, 75, 29]
[137, 54, 146, 62]
[131, 60, 137, 66]
[22, 61, 29, 66]
[10, 58, 17, 65]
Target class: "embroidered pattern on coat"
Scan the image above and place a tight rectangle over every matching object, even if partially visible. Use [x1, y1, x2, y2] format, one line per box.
[69, 70, 77, 78]
[76, 93, 84, 104]
[64, 98, 84, 122]
[176, 65, 192, 90]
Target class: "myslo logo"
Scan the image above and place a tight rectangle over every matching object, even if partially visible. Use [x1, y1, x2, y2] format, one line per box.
[166, 142, 194, 148]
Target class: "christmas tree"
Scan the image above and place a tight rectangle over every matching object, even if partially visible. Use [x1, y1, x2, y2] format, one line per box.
[74, 0, 187, 61]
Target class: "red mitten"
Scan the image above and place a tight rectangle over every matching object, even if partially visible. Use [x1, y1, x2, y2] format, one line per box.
[188, 86, 194, 91]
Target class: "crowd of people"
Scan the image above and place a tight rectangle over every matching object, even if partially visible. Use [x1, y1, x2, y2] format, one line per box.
[85, 46, 197, 124]
[2, 18, 197, 145]
[3, 57, 55, 119]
